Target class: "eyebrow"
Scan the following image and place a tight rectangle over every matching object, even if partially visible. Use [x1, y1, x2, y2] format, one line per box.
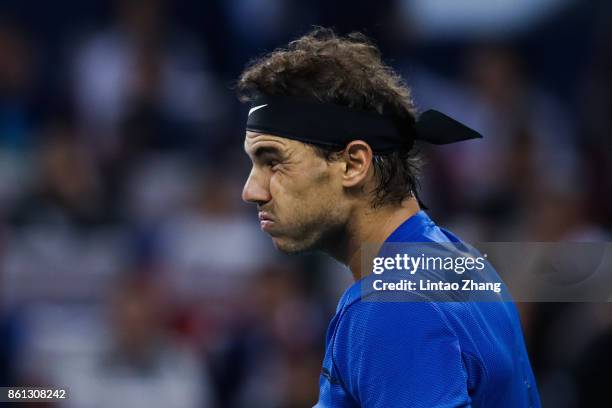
[252, 145, 283, 159]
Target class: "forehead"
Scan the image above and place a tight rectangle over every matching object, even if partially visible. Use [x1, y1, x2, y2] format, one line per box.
[244, 131, 304, 154]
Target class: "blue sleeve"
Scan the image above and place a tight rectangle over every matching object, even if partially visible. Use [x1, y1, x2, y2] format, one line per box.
[333, 300, 472, 408]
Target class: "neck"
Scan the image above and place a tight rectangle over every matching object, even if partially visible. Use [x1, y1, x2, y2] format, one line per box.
[326, 198, 420, 281]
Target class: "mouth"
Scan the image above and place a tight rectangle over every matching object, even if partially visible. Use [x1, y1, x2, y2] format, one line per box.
[258, 211, 275, 231]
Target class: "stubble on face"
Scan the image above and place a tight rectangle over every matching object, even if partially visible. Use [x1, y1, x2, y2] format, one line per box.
[244, 133, 350, 254]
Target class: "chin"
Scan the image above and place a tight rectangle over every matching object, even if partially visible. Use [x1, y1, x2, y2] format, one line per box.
[271, 236, 316, 255]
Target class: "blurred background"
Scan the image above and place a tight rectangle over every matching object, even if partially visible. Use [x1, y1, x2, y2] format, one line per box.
[0, 0, 610, 407]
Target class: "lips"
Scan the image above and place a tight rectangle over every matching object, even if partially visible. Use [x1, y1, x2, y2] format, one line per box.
[258, 211, 275, 231]
[258, 211, 273, 221]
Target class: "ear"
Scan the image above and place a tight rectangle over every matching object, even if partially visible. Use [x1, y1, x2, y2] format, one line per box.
[341, 140, 374, 188]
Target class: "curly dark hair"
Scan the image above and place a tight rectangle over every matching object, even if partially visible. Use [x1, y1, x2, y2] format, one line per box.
[236, 27, 423, 208]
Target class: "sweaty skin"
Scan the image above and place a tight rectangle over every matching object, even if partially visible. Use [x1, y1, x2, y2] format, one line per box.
[242, 131, 419, 281]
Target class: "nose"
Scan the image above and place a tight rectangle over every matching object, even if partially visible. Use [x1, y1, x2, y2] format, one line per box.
[242, 168, 271, 205]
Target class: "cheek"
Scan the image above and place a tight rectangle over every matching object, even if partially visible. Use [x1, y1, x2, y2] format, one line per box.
[269, 172, 307, 210]
[269, 170, 339, 218]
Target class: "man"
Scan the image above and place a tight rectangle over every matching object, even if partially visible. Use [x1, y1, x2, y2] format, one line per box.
[238, 28, 540, 407]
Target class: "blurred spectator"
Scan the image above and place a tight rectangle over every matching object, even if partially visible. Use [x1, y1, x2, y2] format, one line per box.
[70, 0, 224, 158]
[407, 44, 579, 240]
[210, 265, 324, 408]
[0, 19, 38, 150]
[10, 120, 112, 228]
[397, 0, 575, 40]
[54, 274, 215, 408]
[1, 115, 127, 306]
[156, 164, 276, 318]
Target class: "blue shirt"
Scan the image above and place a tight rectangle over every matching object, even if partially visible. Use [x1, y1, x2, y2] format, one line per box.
[315, 211, 540, 407]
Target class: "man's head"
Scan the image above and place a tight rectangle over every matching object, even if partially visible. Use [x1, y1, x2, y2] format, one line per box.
[237, 28, 423, 253]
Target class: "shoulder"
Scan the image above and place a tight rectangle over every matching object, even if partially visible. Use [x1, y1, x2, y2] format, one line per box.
[332, 295, 460, 361]
[329, 297, 471, 406]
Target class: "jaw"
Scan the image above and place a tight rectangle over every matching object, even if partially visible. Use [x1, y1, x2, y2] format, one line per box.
[269, 233, 320, 254]
[265, 189, 353, 255]
[270, 220, 348, 259]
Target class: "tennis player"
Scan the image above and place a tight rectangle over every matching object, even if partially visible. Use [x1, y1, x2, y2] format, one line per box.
[238, 28, 540, 408]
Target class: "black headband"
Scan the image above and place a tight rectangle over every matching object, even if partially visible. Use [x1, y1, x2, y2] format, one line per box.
[245, 95, 482, 153]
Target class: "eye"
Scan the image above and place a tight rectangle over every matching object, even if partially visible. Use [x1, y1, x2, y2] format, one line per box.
[267, 160, 280, 170]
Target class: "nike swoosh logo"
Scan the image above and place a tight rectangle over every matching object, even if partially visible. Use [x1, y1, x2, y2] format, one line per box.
[248, 104, 268, 116]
